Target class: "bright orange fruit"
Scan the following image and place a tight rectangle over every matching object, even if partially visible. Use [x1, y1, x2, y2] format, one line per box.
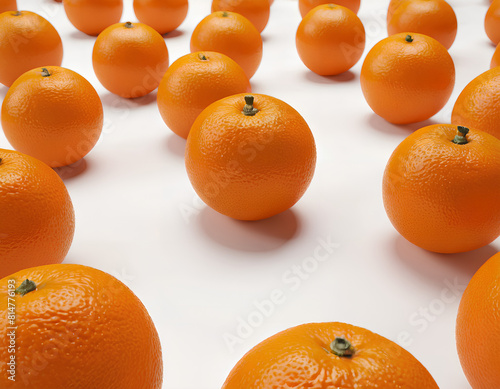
[63, 0, 123, 36]
[361, 32, 455, 124]
[0, 11, 63, 87]
[2, 66, 103, 167]
[211, 0, 270, 32]
[457, 251, 500, 389]
[0, 149, 75, 278]
[0, 0, 16, 12]
[0, 264, 163, 388]
[485, 0, 500, 45]
[299, 0, 360, 17]
[133, 0, 188, 35]
[383, 124, 500, 253]
[185, 93, 316, 221]
[222, 322, 439, 388]
[157, 51, 251, 139]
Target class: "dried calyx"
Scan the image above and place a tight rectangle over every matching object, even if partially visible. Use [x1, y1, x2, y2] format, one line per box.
[330, 337, 356, 357]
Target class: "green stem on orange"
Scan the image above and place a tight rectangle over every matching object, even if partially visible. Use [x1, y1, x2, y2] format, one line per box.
[198, 53, 208, 61]
[124, 22, 134, 28]
[41, 68, 50, 77]
[242, 95, 259, 116]
[15, 279, 37, 297]
[330, 337, 355, 357]
[452, 126, 470, 145]
[405, 34, 414, 43]
[222, 11, 229, 17]
[13, 11, 21, 16]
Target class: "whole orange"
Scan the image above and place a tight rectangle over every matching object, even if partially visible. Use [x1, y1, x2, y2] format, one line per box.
[93, 22, 169, 98]
[360, 32, 455, 124]
[222, 322, 439, 388]
[0, 149, 74, 279]
[0, 264, 163, 388]
[185, 93, 316, 221]
[0, 11, 63, 87]
[387, 0, 457, 50]
[451, 66, 500, 140]
[0, 0, 16, 13]
[491, 43, 500, 68]
[2, 66, 103, 167]
[63, 0, 123, 36]
[211, 0, 270, 33]
[296, 4, 365, 76]
[133, 0, 188, 35]
[485, 0, 500, 45]
[299, 0, 360, 18]
[190, 11, 263, 79]
[383, 124, 500, 253]
[387, 0, 404, 23]
[456, 251, 500, 389]
[157, 51, 251, 139]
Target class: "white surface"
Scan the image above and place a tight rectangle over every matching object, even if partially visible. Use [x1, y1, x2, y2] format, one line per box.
[1, 0, 498, 388]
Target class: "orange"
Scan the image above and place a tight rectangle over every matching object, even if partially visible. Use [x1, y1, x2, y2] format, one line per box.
[452, 66, 500, 140]
[211, 0, 270, 33]
[190, 11, 263, 79]
[387, 0, 457, 50]
[299, 0, 360, 18]
[93, 21, 169, 98]
[0, 264, 163, 388]
[387, 0, 404, 23]
[0, 149, 74, 279]
[383, 124, 500, 253]
[456, 251, 500, 389]
[185, 93, 316, 221]
[0, 11, 63, 87]
[222, 322, 439, 388]
[485, 0, 500, 45]
[133, 0, 188, 35]
[63, 0, 123, 36]
[2, 66, 103, 167]
[491, 43, 500, 68]
[0, 0, 16, 13]
[157, 51, 251, 139]
[296, 4, 365, 76]
[360, 32, 455, 124]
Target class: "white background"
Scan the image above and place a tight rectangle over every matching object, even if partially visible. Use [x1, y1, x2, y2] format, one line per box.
[1, 0, 498, 388]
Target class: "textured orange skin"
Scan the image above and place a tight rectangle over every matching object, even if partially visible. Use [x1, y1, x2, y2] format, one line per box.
[211, 0, 270, 33]
[296, 4, 365, 76]
[222, 322, 439, 388]
[383, 124, 500, 253]
[387, 0, 457, 50]
[133, 0, 188, 35]
[2, 66, 103, 167]
[387, 0, 404, 23]
[93, 22, 169, 98]
[451, 67, 500, 140]
[485, 0, 500, 45]
[456, 252, 500, 389]
[63, 0, 123, 36]
[0, 264, 163, 388]
[491, 43, 500, 68]
[0, 11, 62, 87]
[190, 11, 263, 79]
[299, 0, 360, 18]
[185, 93, 316, 221]
[0, 149, 74, 278]
[157, 51, 251, 139]
[0, 0, 16, 12]
[360, 32, 455, 124]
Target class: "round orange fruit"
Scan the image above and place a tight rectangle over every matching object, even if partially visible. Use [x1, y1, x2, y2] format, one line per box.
[63, 0, 123, 36]
[0, 149, 75, 279]
[299, 0, 361, 17]
[0, 264, 163, 388]
[93, 21, 169, 98]
[222, 322, 439, 388]
[0, 10, 63, 87]
[157, 51, 251, 139]
[383, 124, 500, 253]
[456, 251, 500, 389]
[491, 43, 500, 68]
[185, 93, 316, 221]
[1, 66, 103, 167]
[211, 0, 270, 32]
[485, 0, 500, 46]
[296, 4, 365, 76]
[451, 66, 500, 140]
[133, 0, 188, 35]
[361, 32, 455, 124]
